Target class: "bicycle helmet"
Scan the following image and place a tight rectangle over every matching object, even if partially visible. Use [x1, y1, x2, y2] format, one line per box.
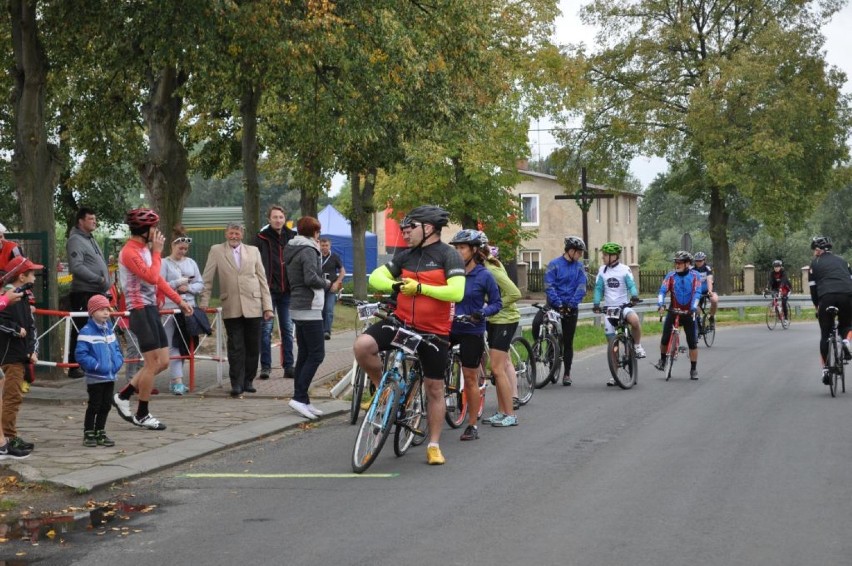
[449, 229, 488, 246]
[564, 236, 586, 252]
[125, 208, 160, 229]
[694, 251, 707, 261]
[672, 250, 693, 263]
[601, 242, 622, 255]
[773, 259, 783, 267]
[810, 235, 832, 250]
[400, 205, 450, 229]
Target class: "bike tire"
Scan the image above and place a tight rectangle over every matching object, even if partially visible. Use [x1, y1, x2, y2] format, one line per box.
[533, 335, 562, 388]
[611, 334, 637, 389]
[444, 354, 468, 428]
[665, 332, 678, 381]
[509, 337, 535, 405]
[349, 365, 366, 425]
[548, 334, 564, 384]
[766, 305, 777, 330]
[394, 377, 426, 456]
[701, 313, 715, 347]
[352, 380, 401, 473]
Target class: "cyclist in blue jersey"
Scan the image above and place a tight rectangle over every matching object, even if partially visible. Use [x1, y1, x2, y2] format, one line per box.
[654, 251, 701, 380]
[693, 252, 718, 329]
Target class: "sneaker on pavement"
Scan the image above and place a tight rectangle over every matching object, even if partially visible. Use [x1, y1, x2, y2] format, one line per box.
[289, 399, 318, 420]
[113, 394, 134, 423]
[634, 344, 647, 358]
[324, 332, 331, 340]
[306, 404, 324, 416]
[690, 369, 699, 380]
[492, 414, 518, 427]
[653, 359, 667, 371]
[426, 445, 445, 465]
[0, 441, 30, 460]
[481, 412, 506, 425]
[606, 378, 616, 387]
[170, 383, 188, 396]
[133, 413, 167, 430]
[460, 424, 479, 441]
[96, 431, 116, 447]
[562, 374, 572, 386]
[10, 437, 34, 451]
[822, 368, 831, 385]
[284, 367, 296, 379]
[258, 369, 270, 380]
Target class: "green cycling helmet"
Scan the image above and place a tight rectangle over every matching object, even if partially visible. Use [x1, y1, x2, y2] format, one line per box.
[601, 242, 622, 255]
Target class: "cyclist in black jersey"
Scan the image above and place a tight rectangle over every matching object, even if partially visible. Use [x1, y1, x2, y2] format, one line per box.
[808, 236, 852, 384]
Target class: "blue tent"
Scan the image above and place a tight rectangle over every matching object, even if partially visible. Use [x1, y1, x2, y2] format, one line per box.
[318, 205, 378, 279]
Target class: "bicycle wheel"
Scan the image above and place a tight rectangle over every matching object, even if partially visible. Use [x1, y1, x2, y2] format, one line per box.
[548, 334, 564, 385]
[394, 377, 426, 456]
[611, 334, 637, 389]
[444, 354, 468, 428]
[352, 380, 401, 473]
[665, 332, 679, 381]
[349, 365, 366, 425]
[533, 335, 561, 388]
[701, 312, 715, 347]
[509, 337, 535, 405]
[765, 305, 777, 330]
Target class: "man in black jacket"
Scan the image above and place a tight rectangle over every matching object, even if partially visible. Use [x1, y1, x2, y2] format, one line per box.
[808, 236, 852, 385]
[254, 205, 296, 379]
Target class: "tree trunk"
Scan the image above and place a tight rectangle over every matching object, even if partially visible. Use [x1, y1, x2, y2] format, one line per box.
[138, 67, 191, 248]
[708, 185, 732, 294]
[240, 81, 262, 237]
[9, 0, 63, 377]
[349, 168, 376, 300]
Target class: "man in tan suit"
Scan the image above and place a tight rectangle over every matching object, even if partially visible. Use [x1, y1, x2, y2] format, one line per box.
[200, 223, 273, 397]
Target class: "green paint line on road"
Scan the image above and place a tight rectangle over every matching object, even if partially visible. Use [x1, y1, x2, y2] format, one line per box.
[180, 472, 399, 479]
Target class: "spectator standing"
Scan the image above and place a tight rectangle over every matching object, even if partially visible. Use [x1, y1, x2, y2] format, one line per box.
[255, 206, 296, 379]
[284, 217, 342, 419]
[0, 285, 25, 460]
[160, 226, 205, 395]
[319, 237, 345, 340]
[66, 208, 110, 378]
[75, 294, 123, 447]
[0, 223, 23, 272]
[201, 222, 273, 397]
[0, 256, 42, 456]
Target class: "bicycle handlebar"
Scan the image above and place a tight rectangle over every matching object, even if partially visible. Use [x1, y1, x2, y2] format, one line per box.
[374, 310, 451, 348]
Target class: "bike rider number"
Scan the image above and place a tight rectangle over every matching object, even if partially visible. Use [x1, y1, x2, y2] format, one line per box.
[391, 327, 423, 355]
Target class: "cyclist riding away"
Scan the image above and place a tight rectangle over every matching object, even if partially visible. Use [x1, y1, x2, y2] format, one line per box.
[807, 236, 852, 385]
[693, 252, 718, 329]
[655, 251, 701, 380]
[766, 260, 792, 321]
[352, 205, 465, 465]
[534, 236, 587, 386]
[448, 229, 502, 441]
[592, 242, 646, 387]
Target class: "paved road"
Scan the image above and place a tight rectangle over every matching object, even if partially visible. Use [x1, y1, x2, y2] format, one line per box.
[14, 321, 852, 565]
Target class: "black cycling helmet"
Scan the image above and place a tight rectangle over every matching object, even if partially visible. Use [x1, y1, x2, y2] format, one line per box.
[125, 208, 160, 229]
[400, 205, 450, 229]
[564, 236, 586, 252]
[672, 250, 693, 263]
[811, 236, 832, 251]
[450, 229, 488, 246]
[773, 259, 783, 267]
[694, 252, 707, 261]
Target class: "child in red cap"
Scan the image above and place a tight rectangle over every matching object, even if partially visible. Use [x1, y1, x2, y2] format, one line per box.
[75, 294, 124, 447]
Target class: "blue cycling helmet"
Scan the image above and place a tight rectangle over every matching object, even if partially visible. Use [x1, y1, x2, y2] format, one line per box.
[450, 229, 488, 246]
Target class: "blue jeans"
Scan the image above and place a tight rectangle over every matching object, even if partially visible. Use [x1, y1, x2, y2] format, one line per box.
[260, 292, 294, 371]
[293, 319, 325, 404]
[322, 290, 337, 334]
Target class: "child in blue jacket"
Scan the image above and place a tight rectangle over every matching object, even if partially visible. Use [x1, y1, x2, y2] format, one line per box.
[75, 294, 123, 447]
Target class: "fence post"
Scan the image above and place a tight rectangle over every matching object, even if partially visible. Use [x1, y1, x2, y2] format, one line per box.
[630, 263, 640, 294]
[743, 265, 755, 295]
[516, 262, 528, 296]
[801, 265, 809, 294]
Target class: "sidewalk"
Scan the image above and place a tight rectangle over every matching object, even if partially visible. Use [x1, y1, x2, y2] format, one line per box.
[4, 330, 359, 491]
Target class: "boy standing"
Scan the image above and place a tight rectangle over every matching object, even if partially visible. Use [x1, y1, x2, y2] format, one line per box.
[76, 294, 124, 447]
[0, 256, 41, 456]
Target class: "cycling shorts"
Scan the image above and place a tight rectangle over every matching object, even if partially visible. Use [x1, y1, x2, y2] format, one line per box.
[602, 306, 636, 336]
[364, 320, 449, 380]
[486, 322, 518, 352]
[129, 305, 169, 353]
[450, 333, 485, 369]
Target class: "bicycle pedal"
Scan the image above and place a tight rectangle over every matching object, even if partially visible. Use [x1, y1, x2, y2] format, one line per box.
[413, 428, 426, 438]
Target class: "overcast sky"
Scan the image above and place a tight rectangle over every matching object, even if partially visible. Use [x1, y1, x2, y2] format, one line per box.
[527, 0, 852, 188]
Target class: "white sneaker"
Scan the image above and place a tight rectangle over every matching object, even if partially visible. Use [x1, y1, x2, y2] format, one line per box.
[634, 344, 647, 358]
[606, 378, 616, 387]
[133, 413, 167, 430]
[305, 404, 324, 416]
[112, 394, 133, 422]
[288, 399, 318, 420]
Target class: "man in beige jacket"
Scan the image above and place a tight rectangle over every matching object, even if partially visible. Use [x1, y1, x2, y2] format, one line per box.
[200, 223, 273, 397]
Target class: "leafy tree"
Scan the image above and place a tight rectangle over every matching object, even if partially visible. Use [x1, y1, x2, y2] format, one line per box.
[556, 0, 851, 293]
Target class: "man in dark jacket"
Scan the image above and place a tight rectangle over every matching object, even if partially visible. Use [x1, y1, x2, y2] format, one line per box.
[808, 236, 852, 385]
[66, 208, 110, 378]
[254, 205, 296, 379]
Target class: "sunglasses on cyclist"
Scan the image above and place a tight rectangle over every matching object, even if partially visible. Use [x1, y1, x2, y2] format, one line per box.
[401, 222, 422, 230]
[172, 236, 193, 244]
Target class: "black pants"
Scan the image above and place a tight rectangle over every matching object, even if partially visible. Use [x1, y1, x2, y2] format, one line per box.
[293, 319, 325, 404]
[69, 291, 100, 367]
[224, 316, 262, 392]
[85, 381, 115, 431]
[818, 293, 852, 363]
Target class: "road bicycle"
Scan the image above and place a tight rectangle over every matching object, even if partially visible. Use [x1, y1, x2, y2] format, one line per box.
[763, 290, 790, 331]
[659, 307, 689, 381]
[603, 299, 641, 389]
[348, 300, 385, 425]
[695, 293, 716, 346]
[443, 316, 536, 428]
[352, 311, 441, 473]
[531, 303, 563, 388]
[824, 306, 848, 398]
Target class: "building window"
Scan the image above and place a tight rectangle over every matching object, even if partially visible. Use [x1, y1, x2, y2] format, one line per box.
[595, 198, 601, 222]
[521, 194, 539, 226]
[521, 250, 541, 270]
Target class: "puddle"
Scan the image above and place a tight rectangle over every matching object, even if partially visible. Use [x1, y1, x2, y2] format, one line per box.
[0, 500, 156, 545]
